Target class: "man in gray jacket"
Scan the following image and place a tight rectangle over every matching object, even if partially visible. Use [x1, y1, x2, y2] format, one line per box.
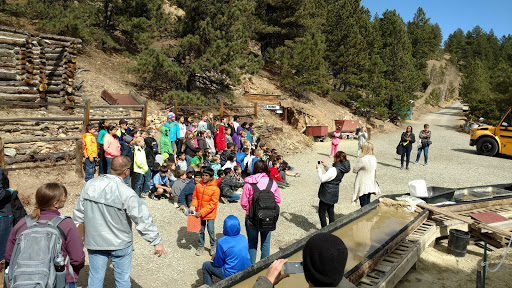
[73, 156, 167, 288]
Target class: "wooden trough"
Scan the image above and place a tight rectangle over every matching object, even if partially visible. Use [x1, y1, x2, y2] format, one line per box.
[213, 195, 429, 288]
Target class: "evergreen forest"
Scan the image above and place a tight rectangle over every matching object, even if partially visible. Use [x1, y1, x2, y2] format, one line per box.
[2, 0, 510, 123]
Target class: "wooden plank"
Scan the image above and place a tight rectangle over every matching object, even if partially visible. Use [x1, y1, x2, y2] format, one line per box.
[442, 198, 512, 213]
[373, 264, 392, 273]
[4, 136, 80, 144]
[418, 203, 512, 237]
[0, 137, 4, 170]
[75, 139, 83, 178]
[377, 246, 419, 288]
[243, 93, 281, 105]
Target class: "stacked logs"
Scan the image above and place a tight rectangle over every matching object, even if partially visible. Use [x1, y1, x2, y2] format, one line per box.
[0, 25, 83, 105]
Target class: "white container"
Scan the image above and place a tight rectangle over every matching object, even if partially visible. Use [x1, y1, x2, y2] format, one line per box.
[409, 179, 428, 198]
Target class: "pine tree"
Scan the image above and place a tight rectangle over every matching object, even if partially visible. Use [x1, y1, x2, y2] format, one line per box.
[406, 7, 442, 69]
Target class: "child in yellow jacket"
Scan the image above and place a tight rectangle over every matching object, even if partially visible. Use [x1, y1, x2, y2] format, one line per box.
[82, 124, 98, 182]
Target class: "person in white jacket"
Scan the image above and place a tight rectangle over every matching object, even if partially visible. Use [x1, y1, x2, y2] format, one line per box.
[352, 142, 379, 207]
[356, 127, 368, 157]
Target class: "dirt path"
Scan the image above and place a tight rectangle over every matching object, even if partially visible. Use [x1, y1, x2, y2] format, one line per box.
[6, 101, 512, 287]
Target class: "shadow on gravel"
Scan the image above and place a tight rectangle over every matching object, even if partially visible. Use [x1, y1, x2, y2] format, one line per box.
[435, 124, 460, 131]
[77, 265, 143, 288]
[177, 226, 198, 250]
[317, 152, 330, 157]
[451, 148, 478, 155]
[281, 212, 317, 232]
[192, 267, 204, 288]
[377, 161, 402, 169]
[311, 205, 346, 220]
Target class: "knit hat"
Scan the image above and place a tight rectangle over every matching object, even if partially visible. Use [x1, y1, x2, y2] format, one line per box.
[303, 233, 348, 287]
[168, 112, 175, 119]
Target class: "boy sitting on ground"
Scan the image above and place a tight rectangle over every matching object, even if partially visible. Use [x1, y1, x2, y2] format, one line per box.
[190, 149, 203, 168]
[218, 168, 244, 204]
[171, 170, 188, 206]
[176, 152, 187, 171]
[178, 171, 202, 215]
[150, 166, 172, 200]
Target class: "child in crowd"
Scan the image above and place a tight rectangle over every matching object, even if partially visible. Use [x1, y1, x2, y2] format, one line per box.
[184, 130, 198, 166]
[133, 137, 149, 197]
[178, 171, 202, 215]
[215, 124, 227, 152]
[210, 156, 221, 178]
[220, 143, 235, 166]
[82, 124, 98, 182]
[190, 149, 203, 168]
[146, 128, 159, 157]
[216, 169, 225, 186]
[236, 147, 250, 171]
[205, 130, 216, 155]
[232, 126, 242, 151]
[97, 120, 108, 175]
[143, 137, 156, 193]
[190, 168, 220, 256]
[249, 149, 263, 175]
[197, 131, 208, 151]
[225, 126, 233, 144]
[221, 153, 236, 171]
[150, 166, 172, 200]
[116, 119, 132, 155]
[277, 155, 298, 185]
[160, 126, 173, 156]
[198, 114, 208, 132]
[103, 125, 121, 174]
[167, 162, 177, 187]
[176, 152, 187, 171]
[219, 168, 244, 204]
[171, 170, 188, 206]
[203, 151, 212, 168]
[269, 158, 288, 188]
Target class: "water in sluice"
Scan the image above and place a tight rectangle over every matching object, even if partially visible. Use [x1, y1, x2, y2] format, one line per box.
[232, 207, 415, 288]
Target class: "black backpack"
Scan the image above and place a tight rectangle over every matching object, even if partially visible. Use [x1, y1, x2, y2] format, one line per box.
[249, 179, 279, 231]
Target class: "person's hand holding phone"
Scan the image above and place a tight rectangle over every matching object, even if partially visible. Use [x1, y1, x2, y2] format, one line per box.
[316, 160, 321, 169]
[265, 259, 290, 285]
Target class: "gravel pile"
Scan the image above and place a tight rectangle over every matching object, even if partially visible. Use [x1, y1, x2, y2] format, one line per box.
[64, 101, 510, 287]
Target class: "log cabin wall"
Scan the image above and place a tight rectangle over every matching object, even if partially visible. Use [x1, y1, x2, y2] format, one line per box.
[0, 25, 82, 105]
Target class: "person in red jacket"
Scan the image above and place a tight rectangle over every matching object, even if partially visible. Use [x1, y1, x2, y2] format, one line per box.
[215, 124, 227, 152]
[269, 158, 288, 189]
[190, 167, 221, 257]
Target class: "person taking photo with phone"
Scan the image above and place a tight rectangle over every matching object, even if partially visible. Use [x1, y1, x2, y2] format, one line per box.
[316, 151, 350, 228]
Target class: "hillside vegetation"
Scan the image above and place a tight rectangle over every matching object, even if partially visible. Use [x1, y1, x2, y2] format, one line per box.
[0, 0, 505, 124]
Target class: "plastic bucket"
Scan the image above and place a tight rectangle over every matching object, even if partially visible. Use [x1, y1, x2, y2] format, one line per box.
[447, 229, 470, 257]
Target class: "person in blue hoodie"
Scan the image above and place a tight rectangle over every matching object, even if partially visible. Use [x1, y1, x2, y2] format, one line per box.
[201, 215, 251, 287]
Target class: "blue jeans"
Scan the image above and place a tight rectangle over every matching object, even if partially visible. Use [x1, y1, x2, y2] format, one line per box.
[199, 219, 215, 247]
[143, 169, 152, 193]
[227, 193, 241, 202]
[416, 145, 429, 164]
[66, 283, 76, 288]
[359, 194, 371, 207]
[132, 172, 144, 197]
[185, 155, 192, 167]
[202, 261, 225, 286]
[98, 144, 106, 175]
[245, 215, 271, 264]
[87, 245, 133, 288]
[106, 157, 113, 174]
[400, 145, 412, 168]
[0, 215, 13, 260]
[85, 158, 95, 182]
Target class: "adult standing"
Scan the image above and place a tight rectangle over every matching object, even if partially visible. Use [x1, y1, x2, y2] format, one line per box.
[399, 126, 415, 170]
[352, 142, 378, 207]
[356, 127, 368, 157]
[241, 160, 281, 264]
[73, 156, 167, 288]
[415, 124, 431, 166]
[316, 151, 350, 228]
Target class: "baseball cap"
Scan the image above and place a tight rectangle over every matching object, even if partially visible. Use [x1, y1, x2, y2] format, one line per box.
[119, 119, 128, 125]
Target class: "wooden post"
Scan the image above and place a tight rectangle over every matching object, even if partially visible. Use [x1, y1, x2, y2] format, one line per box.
[75, 139, 84, 178]
[0, 137, 4, 170]
[173, 100, 177, 116]
[142, 99, 148, 127]
[284, 107, 288, 123]
[83, 99, 90, 132]
[220, 100, 224, 118]
[254, 102, 258, 119]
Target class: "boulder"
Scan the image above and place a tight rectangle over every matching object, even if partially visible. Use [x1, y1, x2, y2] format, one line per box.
[4, 148, 16, 157]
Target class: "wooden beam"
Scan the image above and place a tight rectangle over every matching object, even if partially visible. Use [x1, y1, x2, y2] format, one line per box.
[0, 100, 84, 108]
[417, 203, 512, 237]
[173, 100, 177, 116]
[0, 137, 4, 170]
[142, 99, 148, 127]
[0, 117, 85, 122]
[83, 99, 91, 132]
[3, 136, 81, 144]
[254, 102, 258, 119]
[220, 100, 224, 118]
[5, 151, 75, 165]
[90, 104, 145, 109]
[75, 139, 83, 178]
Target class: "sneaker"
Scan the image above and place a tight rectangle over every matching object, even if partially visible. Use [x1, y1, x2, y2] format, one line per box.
[289, 166, 295, 170]
[424, 163, 428, 166]
[210, 246, 216, 256]
[183, 208, 189, 216]
[195, 246, 204, 256]
[400, 166, 404, 170]
[414, 161, 419, 164]
[278, 184, 287, 189]
[406, 167, 410, 171]
[151, 195, 160, 201]
[219, 197, 227, 204]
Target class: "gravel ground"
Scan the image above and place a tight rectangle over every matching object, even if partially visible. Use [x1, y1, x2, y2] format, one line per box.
[13, 101, 510, 287]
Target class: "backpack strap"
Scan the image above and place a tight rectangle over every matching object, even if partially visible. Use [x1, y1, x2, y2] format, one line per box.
[250, 178, 274, 197]
[49, 216, 70, 241]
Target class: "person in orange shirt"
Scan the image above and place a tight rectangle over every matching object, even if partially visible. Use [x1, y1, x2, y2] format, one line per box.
[190, 167, 220, 257]
[82, 124, 98, 182]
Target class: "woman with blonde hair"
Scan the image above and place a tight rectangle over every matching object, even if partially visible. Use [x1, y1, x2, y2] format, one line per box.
[352, 142, 379, 207]
[5, 183, 85, 288]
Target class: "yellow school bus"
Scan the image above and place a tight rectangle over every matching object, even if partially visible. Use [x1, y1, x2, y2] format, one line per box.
[470, 107, 512, 156]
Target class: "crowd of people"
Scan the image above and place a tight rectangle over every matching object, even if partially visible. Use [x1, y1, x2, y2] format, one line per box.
[0, 114, 433, 288]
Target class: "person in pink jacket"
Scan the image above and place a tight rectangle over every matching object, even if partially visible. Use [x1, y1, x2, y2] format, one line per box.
[330, 126, 342, 157]
[241, 160, 281, 264]
[103, 125, 121, 174]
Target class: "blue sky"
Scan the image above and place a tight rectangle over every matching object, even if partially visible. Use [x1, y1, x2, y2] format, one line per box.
[361, 0, 512, 43]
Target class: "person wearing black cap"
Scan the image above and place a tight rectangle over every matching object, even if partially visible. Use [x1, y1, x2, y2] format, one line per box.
[252, 233, 356, 288]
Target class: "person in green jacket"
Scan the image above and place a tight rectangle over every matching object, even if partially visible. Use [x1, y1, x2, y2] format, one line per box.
[160, 126, 173, 156]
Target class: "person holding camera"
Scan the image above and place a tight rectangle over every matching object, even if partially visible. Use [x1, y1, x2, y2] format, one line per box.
[316, 151, 350, 228]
